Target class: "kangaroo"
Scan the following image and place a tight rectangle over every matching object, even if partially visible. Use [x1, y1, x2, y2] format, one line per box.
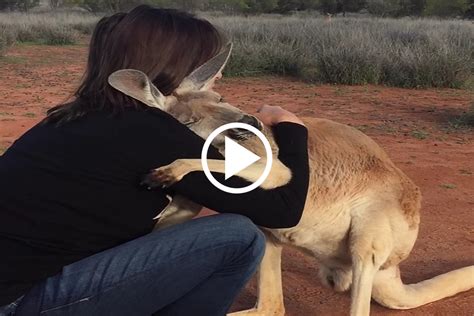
[108, 44, 474, 316]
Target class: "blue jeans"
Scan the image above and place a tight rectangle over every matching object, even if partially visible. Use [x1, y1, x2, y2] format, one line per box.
[1, 214, 265, 316]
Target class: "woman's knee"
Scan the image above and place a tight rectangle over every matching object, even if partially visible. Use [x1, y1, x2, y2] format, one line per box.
[212, 214, 266, 263]
[161, 213, 265, 267]
[211, 213, 263, 240]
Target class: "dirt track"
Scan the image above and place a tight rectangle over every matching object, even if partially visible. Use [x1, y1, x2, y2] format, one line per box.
[1, 44, 473, 315]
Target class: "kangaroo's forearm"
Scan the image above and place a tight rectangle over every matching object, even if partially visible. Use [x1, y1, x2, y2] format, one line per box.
[170, 159, 291, 189]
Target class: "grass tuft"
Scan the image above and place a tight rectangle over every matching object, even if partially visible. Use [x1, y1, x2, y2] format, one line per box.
[449, 104, 474, 129]
[440, 183, 457, 189]
[411, 130, 429, 139]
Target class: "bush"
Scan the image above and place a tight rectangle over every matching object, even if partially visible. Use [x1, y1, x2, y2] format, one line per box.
[40, 25, 79, 45]
[213, 16, 474, 88]
[451, 104, 474, 128]
[464, 105, 474, 127]
[70, 21, 96, 35]
[0, 12, 97, 46]
[15, 24, 39, 42]
[0, 25, 17, 55]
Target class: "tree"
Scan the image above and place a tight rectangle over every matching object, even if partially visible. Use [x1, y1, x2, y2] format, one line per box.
[465, 0, 474, 18]
[336, 0, 366, 16]
[424, 0, 469, 16]
[19, 0, 39, 11]
[50, 0, 62, 9]
[0, 0, 39, 11]
[63, 0, 148, 12]
[0, 0, 17, 11]
[409, 0, 426, 15]
[277, 0, 320, 12]
[171, 0, 209, 11]
[246, 0, 278, 13]
[319, 0, 337, 13]
[366, 0, 400, 16]
[207, 0, 248, 12]
[76, 0, 107, 12]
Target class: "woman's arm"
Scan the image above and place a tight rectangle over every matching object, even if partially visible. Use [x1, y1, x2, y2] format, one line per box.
[147, 107, 309, 229]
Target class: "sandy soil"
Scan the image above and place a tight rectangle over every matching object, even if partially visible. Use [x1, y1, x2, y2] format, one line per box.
[1, 44, 473, 315]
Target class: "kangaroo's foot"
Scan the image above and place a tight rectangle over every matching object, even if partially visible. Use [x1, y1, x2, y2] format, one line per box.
[229, 233, 286, 316]
[319, 265, 352, 292]
[228, 307, 284, 316]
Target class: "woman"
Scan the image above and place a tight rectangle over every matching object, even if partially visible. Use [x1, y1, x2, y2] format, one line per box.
[0, 5, 309, 316]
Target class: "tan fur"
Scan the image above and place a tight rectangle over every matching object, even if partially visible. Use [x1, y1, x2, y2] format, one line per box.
[147, 104, 473, 316]
[108, 52, 473, 315]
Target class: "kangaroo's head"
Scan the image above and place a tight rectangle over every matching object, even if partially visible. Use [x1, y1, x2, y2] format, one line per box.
[108, 43, 262, 147]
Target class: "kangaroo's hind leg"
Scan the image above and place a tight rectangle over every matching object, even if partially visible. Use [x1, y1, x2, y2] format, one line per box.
[349, 208, 393, 316]
[228, 231, 285, 316]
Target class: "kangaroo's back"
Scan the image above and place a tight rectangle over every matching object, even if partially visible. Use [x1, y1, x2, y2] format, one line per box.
[301, 117, 421, 228]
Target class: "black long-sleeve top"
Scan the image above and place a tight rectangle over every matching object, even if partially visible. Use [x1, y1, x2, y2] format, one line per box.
[0, 106, 309, 304]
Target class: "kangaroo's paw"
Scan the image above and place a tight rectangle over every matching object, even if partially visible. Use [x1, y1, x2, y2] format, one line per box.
[228, 308, 284, 316]
[142, 161, 190, 188]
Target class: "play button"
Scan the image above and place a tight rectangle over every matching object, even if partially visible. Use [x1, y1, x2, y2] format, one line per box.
[201, 122, 273, 194]
[224, 137, 260, 180]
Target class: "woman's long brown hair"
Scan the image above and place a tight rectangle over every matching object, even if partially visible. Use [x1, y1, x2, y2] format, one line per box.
[45, 5, 224, 124]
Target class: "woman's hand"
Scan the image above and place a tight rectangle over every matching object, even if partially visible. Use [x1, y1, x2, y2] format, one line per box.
[255, 105, 305, 127]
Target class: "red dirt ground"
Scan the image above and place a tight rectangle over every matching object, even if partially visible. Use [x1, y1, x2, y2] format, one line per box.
[1, 44, 473, 315]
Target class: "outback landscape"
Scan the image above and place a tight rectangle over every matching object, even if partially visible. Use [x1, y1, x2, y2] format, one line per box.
[0, 1, 473, 315]
[1, 40, 473, 315]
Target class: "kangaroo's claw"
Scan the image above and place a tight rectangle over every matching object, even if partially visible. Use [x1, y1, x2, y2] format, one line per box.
[141, 164, 184, 190]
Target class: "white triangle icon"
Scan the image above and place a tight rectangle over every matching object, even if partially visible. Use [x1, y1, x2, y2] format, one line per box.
[224, 137, 261, 180]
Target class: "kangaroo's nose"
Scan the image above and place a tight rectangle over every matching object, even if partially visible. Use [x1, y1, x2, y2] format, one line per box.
[239, 115, 261, 130]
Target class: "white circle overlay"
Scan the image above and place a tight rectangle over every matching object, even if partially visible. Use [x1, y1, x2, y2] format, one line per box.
[201, 122, 273, 194]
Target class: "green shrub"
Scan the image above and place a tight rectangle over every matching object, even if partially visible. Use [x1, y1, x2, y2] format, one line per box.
[215, 16, 474, 88]
[71, 22, 96, 35]
[15, 24, 40, 42]
[450, 104, 474, 128]
[0, 12, 98, 45]
[0, 25, 17, 55]
[463, 105, 474, 127]
[40, 26, 79, 45]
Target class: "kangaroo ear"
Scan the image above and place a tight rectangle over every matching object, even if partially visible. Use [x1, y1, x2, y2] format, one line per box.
[108, 69, 167, 110]
[177, 42, 233, 92]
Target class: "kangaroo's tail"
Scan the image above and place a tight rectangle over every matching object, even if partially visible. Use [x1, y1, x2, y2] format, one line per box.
[371, 265, 474, 309]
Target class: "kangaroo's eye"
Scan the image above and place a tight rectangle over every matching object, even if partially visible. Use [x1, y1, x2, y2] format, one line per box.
[219, 97, 224, 103]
